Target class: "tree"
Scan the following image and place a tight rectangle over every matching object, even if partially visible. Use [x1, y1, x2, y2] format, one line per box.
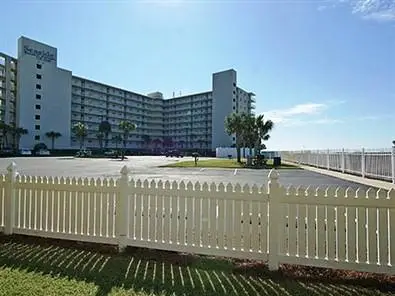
[72, 122, 88, 151]
[224, 113, 245, 162]
[13, 127, 28, 151]
[0, 122, 12, 149]
[99, 120, 111, 148]
[45, 131, 61, 150]
[112, 134, 122, 149]
[241, 114, 257, 157]
[119, 120, 136, 160]
[141, 135, 151, 149]
[33, 142, 47, 153]
[393, 140, 395, 147]
[255, 114, 274, 154]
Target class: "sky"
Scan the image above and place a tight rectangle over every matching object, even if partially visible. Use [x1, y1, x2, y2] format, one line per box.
[1, 0, 394, 150]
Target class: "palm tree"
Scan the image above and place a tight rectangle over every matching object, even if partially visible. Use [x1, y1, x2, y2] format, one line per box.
[119, 120, 136, 160]
[72, 122, 88, 152]
[45, 131, 61, 150]
[255, 114, 274, 155]
[112, 134, 122, 149]
[0, 122, 11, 149]
[242, 114, 261, 157]
[99, 120, 111, 148]
[225, 113, 245, 162]
[13, 127, 28, 151]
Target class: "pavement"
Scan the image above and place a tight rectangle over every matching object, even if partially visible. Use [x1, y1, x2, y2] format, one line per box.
[0, 156, 378, 190]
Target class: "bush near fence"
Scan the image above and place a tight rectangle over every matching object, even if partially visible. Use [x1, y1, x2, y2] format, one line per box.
[0, 162, 394, 275]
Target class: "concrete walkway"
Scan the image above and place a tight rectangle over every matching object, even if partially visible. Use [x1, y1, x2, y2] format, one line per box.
[286, 162, 395, 191]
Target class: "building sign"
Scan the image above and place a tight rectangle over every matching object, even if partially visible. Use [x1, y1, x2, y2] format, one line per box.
[23, 45, 56, 63]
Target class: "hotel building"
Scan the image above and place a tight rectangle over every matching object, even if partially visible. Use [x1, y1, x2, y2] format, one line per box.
[0, 37, 256, 152]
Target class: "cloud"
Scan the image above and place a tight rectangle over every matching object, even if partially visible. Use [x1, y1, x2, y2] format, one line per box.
[329, 0, 395, 22]
[263, 102, 342, 126]
[352, 0, 395, 21]
[264, 103, 326, 124]
[262, 100, 394, 128]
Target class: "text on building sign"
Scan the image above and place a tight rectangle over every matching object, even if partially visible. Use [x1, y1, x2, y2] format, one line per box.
[23, 46, 56, 63]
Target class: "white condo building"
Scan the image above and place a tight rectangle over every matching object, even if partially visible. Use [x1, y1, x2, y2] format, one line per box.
[0, 37, 256, 152]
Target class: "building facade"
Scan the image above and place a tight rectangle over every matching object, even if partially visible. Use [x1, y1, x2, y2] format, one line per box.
[1, 37, 256, 151]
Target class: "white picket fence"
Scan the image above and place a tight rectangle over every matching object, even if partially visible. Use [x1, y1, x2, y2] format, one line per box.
[0, 162, 394, 274]
[281, 148, 395, 183]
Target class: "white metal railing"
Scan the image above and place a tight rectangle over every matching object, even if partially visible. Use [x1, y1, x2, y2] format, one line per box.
[0, 163, 394, 275]
[281, 148, 395, 183]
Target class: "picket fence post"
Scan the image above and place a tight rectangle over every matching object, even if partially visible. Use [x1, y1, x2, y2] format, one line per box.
[361, 148, 365, 178]
[4, 162, 17, 235]
[116, 165, 129, 252]
[391, 146, 395, 184]
[268, 169, 281, 271]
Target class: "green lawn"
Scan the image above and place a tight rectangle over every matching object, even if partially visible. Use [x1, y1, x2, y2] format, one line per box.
[162, 158, 300, 169]
[0, 236, 391, 296]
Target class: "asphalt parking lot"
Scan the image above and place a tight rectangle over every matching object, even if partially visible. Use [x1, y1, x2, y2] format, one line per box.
[0, 156, 373, 190]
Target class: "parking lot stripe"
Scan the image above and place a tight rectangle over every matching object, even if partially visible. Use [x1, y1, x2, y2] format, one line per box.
[234, 169, 238, 175]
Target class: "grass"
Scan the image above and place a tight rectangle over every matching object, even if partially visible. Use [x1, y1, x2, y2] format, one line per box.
[162, 158, 300, 169]
[0, 235, 392, 296]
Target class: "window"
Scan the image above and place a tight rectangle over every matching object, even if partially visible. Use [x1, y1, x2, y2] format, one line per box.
[35, 115, 40, 120]
[35, 104, 41, 110]
[35, 135, 40, 141]
[36, 84, 41, 90]
[36, 64, 42, 69]
[36, 74, 42, 79]
[35, 125, 40, 130]
[36, 94, 41, 100]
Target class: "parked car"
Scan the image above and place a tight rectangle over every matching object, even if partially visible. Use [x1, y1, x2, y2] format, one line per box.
[104, 150, 117, 156]
[165, 150, 183, 158]
[19, 148, 32, 156]
[75, 149, 92, 157]
[36, 149, 50, 156]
